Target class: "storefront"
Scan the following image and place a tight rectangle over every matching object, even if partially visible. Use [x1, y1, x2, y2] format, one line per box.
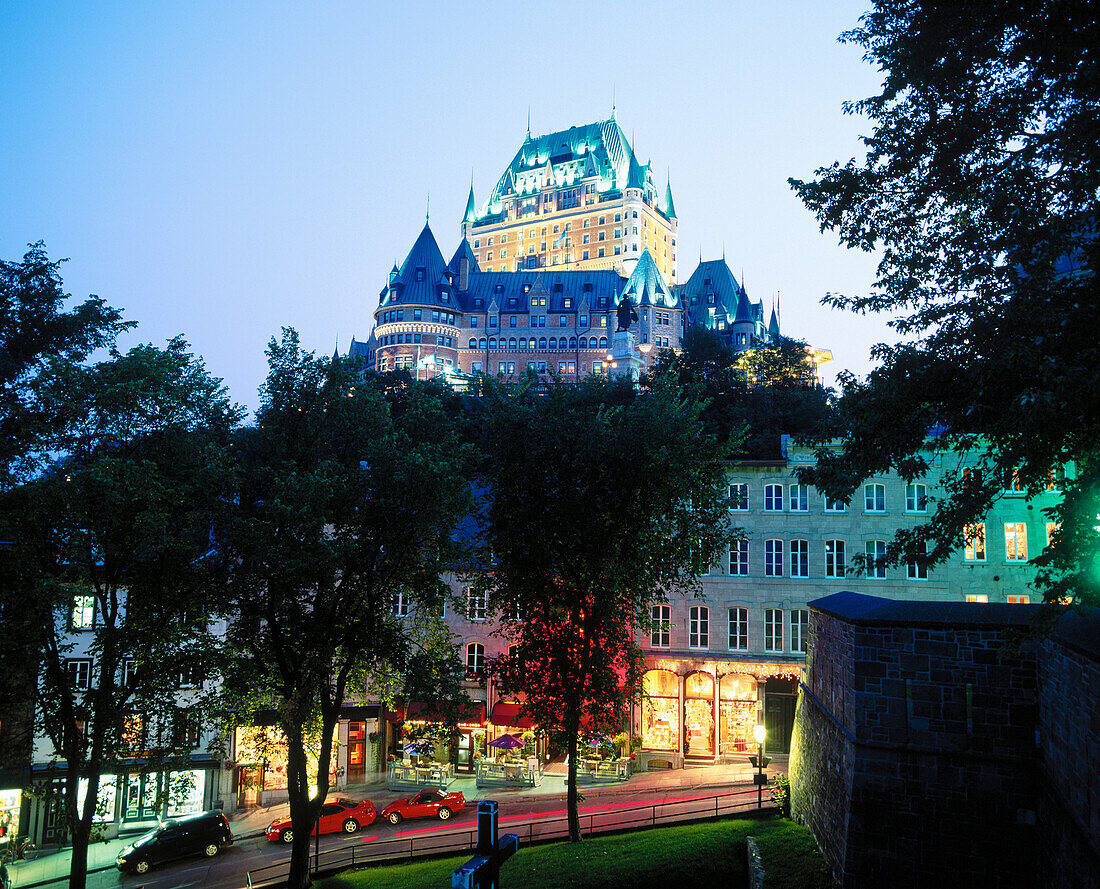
[487, 701, 545, 766]
[388, 703, 487, 776]
[0, 788, 22, 843]
[232, 726, 339, 808]
[638, 660, 802, 768]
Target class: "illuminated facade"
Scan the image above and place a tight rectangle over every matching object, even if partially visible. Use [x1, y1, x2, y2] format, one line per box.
[461, 116, 678, 282]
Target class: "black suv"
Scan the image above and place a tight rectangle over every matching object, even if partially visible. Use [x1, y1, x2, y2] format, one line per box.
[116, 810, 234, 874]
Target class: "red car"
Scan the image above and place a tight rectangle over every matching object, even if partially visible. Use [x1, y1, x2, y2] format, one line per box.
[265, 798, 377, 843]
[381, 788, 466, 824]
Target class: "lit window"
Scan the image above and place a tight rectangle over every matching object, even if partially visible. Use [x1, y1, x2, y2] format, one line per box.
[728, 608, 748, 650]
[790, 610, 809, 654]
[905, 483, 927, 512]
[1046, 522, 1059, 547]
[1005, 523, 1028, 561]
[122, 714, 145, 751]
[790, 539, 809, 577]
[862, 539, 886, 578]
[729, 540, 749, 576]
[964, 524, 986, 560]
[864, 483, 886, 512]
[392, 591, 409, 618]
[788, 484, 808, 512]
[650, 604, 670, 648]
[71, 595, 95, 630]
[728, 484, 748, 511]
[466, 587, 486, 621]
[764, 539, 784, 577]
[465, 643, 484, 674]
[965, 594, 989, 603]
[688, 606, 709, 648]
[1007, 595, 1030, 604]
[825, 540, 846, 577]
[764, 609, 783, 652]
[764, 484, 783, 512]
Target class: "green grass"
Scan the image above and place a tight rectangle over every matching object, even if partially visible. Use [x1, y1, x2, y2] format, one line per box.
[318, 815, 835, 889]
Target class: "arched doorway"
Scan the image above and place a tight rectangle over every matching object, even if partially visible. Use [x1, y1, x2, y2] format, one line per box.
[641, 670, 679, 752]
[719, 673, 758, 754]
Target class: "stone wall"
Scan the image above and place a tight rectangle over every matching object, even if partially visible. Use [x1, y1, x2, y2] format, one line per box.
[792, 593, 1043, 889]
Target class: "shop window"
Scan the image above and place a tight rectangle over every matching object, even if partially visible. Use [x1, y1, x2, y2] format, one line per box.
[641, 670, 679, 751]
[865, 540, 887, 578]
[650, 604, 670, 648]
[719, 674, 757, 754]
[684, 672, 714, 756]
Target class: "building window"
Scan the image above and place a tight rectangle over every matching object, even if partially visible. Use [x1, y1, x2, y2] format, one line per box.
[466, 587, 486, 621]
[864, 483, 886, 512]
[729, 540, 749, 576]
[823, 495, 846, 513]
[651, 604, 670, 648]
[1007, 595, 1030, 604]
[728, 608, 748, 650]
[66, 659, 92, 690]
[764, 484, 783, 512]
[765, 609, 783, 653]
[465, 642, 484, 675]
[907, 544, 929, 579]
[1046, 522, 1059, 547]
[1005, 522, 1028, 561]
[122, 658, 138, 688]
[790, 539, 809, 577]
[764, 539, 784, 577]
[791, 610, 809, 654]
[905, 483, 928, 512]
[71, 595, 95, 630]
[728, 483, 748, 511]
[964, 523, 986, 560]
[688, 606, 709, 649]
[966, 594, 989, 603]
[392, 591, 409, 618]
[853, 534, 885, 577]
[178, 665, 201, 689]
[122, 714, 145, 751]
[825, 540, 846, 577]
[789, 484, 808, 512]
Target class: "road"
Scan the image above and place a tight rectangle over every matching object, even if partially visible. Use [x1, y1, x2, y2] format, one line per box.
[91, 788, 762, 889]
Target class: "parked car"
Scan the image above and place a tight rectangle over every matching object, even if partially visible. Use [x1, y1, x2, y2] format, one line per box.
[265, 798, 377, 844]
[116, 810, 234, 874]
[381, 788, 466, 825]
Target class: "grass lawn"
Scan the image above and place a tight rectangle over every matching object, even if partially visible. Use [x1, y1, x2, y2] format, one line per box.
[318, 814, 835, 889]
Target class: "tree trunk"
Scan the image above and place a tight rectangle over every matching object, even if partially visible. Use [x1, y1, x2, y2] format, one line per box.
[66, 760, 102, 889]
[284, 730, 317, 889]
[566, 728, 581, 842]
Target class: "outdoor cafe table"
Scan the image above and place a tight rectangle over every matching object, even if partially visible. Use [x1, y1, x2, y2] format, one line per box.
[387, 760, 455, 791]
[475, 758, 540, 788]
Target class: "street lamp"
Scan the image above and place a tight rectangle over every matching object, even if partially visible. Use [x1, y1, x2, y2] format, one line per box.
[751, 723, 769, 808]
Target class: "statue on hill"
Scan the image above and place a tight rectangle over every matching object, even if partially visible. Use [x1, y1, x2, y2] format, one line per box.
[616, 296, 638, 332]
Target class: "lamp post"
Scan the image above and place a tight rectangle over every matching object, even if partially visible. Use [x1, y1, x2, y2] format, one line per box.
[753, 723, 767, 808]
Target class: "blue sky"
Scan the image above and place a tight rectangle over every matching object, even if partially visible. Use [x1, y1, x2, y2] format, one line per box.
[2, 1, 891, 413]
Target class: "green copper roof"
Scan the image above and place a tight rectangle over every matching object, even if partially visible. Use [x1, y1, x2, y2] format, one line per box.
[663, 180, 677, 219]
[463, 184, 476, 223]
[620, 249, 673, 307]
[475, 119, 652, 219]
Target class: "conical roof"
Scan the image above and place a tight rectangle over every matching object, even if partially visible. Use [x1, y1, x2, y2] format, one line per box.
[388, 223, 451, 307]
[620, 249, 673, 307]
[463, 184, 476, 223]
[664, 180, 677, 219]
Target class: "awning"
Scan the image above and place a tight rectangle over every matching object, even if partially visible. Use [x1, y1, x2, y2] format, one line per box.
[489, 701, 535, 729]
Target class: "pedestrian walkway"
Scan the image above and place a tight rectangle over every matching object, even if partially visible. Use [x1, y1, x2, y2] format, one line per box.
[5, 757, 785, 888]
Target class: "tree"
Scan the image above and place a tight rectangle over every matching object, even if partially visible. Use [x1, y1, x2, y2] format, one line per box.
[215, 330, 472, 889]
[475, 375, 736, 841]
[788, 0, 1099, 604]
[0, 243, 131, 488]
[0, 337, 239, 889]
[647, 328, 834, 458]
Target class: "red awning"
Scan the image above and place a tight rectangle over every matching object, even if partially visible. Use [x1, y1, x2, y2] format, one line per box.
[489, 701, 535, 729]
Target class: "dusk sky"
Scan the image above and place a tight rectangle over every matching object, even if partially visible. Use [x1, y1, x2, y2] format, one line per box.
[2, 1, 893, 414]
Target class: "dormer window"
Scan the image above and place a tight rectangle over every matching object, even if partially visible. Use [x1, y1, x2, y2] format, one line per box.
[563, 298, 572, 309]
[523, 284, 531, 293]
[441, 291, 449, 301]
[708, 294, 715, 305]
[494, 283, 504, 293]
[704, 277, 711, 286]
[554, 283, 563, 293]
[416, 267, 425, 281]
[474, 298, 484, 309]
[508, 298, 517, 308]
[583, 283, 593, 292]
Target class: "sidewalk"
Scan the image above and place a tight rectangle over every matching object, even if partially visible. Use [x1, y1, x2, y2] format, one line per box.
[5, 757, 785, 888]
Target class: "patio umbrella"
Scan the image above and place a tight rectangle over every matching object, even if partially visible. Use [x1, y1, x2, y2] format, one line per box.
[488, 734, 523, 749]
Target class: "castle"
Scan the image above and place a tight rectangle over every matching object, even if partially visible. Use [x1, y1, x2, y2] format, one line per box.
[348, 116, 810, 380]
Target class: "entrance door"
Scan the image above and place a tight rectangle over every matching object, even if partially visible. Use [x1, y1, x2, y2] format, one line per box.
[237, 766, 263, 809]
[347, 722, 366, 784]
[764, 695, 796, 754]
[455, 732, 475, 774]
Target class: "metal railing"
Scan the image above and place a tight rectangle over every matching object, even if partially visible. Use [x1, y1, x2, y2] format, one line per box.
[245, 786, 773, 887]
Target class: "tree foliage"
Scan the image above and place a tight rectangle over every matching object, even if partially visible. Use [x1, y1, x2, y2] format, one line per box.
[214, 330, 472, 889]
[647, 327, 834, 458]
[789, 0, 1099, 604]
[475, 375, 736, 841]
[0, 337, 239, 889]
